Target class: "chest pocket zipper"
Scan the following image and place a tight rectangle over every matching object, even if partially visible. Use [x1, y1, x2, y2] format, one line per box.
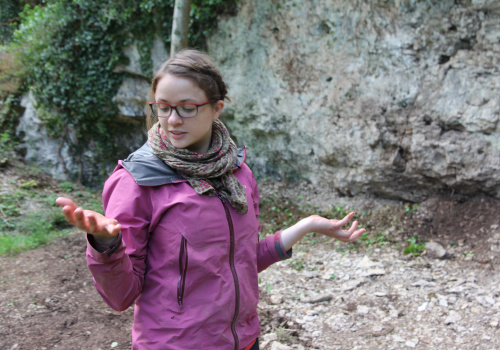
[172, 236, 188, 318]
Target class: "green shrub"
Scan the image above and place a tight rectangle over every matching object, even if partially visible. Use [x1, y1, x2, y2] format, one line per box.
[4, 0, 238, 183]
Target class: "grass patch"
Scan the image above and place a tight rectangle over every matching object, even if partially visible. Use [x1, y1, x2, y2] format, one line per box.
[0, 210, 70, 255]
[359, 232, 392, 247]
[404, 236, 426, 256]
[0, 167, 102, 256]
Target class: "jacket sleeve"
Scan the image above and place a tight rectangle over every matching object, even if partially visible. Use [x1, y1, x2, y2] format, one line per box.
[86, 167, 152, 311]
[247, 169, 292, 272]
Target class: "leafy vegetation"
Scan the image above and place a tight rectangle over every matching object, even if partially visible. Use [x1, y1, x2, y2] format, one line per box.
[0, 0, 25, 45]
[0, 94, 23, 162]
[404, 236, 426, 256]
[359, 231, 392, 247]
[1, 0, 237, 183]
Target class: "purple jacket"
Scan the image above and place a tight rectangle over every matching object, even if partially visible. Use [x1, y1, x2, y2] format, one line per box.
[86, 143, 291, 350]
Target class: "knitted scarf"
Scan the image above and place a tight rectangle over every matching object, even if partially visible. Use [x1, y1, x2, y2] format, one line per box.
[148, 120, 248, 215]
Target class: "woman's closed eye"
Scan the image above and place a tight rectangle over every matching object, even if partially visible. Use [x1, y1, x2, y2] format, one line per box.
[179, 105, 196, 113]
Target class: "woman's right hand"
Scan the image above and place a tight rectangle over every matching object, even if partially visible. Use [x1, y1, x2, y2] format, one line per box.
[55, 197, 121, 245]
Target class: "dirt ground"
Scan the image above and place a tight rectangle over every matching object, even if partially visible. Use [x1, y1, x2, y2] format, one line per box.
[1, 181, 500, 349]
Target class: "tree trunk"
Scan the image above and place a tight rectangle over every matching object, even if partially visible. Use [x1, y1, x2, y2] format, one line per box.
[170, 0, 192, 56]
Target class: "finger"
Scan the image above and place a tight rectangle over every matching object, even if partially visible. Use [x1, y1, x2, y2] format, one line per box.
[55, 197, 77, 209]
[61, 205, 77, 225]
[336, 225, 364, 242]
[337, 212, 356, 227]
[74, 207, 88, 231]
[87, 214, 98, 234]
[347, 228, 366, 242]
[347, 220, 359, 234]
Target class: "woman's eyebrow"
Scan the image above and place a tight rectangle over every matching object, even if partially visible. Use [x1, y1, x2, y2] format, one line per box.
[157, 97, 198, 102]
[156, 97, 197, 103]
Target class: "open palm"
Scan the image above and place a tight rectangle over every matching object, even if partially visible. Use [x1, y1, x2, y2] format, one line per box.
[308, 212, 365, 242]
[55, 197, 121, 243]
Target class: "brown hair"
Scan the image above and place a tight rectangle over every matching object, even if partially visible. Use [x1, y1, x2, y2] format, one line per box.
[146, 49, 229, 130]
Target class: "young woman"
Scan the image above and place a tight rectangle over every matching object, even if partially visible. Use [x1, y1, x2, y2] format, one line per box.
[56, 49, 365, 350]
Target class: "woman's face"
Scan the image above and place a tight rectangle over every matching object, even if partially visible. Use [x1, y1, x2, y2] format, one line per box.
[155, 74, 224, 154]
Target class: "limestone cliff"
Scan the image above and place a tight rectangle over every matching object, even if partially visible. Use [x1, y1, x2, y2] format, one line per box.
[208, 0, 500, 201]
[15, 0, 500, 200]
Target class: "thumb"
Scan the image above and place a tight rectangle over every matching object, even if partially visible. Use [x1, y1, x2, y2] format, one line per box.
[105, 221, 122, 236]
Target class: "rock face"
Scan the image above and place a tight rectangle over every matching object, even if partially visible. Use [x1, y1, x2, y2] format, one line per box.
[15, 38, 168, 181]
[14, 1, 500, 197]
[113, 36, 168, 118]
[16, 92, 77, 180]
[208, 0, 500, 201]
[16, 92, 147, 182]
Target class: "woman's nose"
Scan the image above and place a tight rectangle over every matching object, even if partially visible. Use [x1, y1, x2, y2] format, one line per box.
[168, 109, 183, 125]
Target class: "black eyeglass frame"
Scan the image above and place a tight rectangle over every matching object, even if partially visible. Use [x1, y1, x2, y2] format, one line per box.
[149, 100, 215, 119]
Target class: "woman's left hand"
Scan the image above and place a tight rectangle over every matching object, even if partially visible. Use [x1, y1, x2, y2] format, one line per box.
[307, 212, 365, 242]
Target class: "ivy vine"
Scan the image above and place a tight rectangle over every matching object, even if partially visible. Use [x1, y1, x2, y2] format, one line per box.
[3, 0, 237, 183]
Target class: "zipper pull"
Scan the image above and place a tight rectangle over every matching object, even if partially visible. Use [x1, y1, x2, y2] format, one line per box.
[172, 286, 183, 319]
[171, 309, 180, 319]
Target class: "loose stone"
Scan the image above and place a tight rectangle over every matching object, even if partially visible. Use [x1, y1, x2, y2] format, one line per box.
[444, 311, 463, 324]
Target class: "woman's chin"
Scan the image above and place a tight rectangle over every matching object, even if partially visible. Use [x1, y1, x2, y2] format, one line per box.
[168, 138, 187, 150]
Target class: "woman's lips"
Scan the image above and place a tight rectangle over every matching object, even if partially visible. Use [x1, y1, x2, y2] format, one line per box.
[169, 130, 187, 139]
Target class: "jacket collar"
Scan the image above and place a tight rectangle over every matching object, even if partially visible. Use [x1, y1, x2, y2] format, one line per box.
[122, 142, 246, 186]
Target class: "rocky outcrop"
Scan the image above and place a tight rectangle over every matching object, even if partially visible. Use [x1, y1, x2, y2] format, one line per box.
[14, 1, 500, 198]
[15, 38, 167, 181]
[16, 92, 146, 182]
[16, 92, 76, 179]
[208, 0, 500, 201]
[113, 36, 168, 117]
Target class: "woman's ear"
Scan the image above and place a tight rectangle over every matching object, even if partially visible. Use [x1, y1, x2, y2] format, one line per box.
[212, 100, 225, 121]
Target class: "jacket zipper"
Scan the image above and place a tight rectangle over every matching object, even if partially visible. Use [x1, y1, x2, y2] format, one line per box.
[174, 236, 188, 315]
[219, 195, 240, 350]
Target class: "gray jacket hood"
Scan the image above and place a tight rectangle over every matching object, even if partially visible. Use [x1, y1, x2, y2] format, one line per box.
[121, 142, 246, 186]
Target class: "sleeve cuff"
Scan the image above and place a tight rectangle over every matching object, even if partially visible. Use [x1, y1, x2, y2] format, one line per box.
[274, 231, 293, 260]
[87, 233, 122, 257]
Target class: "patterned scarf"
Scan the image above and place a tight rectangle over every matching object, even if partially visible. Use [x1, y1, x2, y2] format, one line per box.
[148, 119, 248, 215]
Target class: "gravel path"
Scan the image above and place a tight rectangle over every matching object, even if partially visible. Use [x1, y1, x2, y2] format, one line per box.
[257, 239, 500, 350]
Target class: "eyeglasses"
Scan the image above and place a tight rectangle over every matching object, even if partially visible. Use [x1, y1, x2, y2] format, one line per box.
[149, 100, 214, 119]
